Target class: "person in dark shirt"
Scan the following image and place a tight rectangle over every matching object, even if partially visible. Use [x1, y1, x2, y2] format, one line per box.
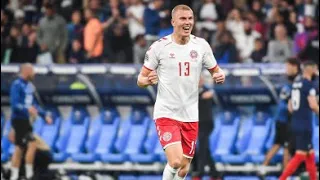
[192, 76, 221, 180]
[68, 39, 85, 64]
[258, 58, 300, 175]
[10, 63, 52, 180]
[279, 61, 319, 180]
[250, 38, 266, 63]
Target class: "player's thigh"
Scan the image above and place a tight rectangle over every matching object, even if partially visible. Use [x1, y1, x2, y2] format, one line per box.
[181, 122, 198, 158]
[155, 118, 183, 165]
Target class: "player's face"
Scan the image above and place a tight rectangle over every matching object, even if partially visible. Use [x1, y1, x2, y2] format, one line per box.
[26, 67, 35, 81]
[172, 10, 194, 37]
[286, 63, 298, 76]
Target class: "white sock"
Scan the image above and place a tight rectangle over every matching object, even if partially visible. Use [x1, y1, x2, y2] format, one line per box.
[25, 164, 34, 178]
[10, 167, 19, 180]
[162, 164, 178, 180]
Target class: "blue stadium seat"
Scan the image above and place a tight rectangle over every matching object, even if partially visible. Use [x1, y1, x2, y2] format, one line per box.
[101, 107, 150, 163]
[118, 175, 138, 180]
[129, 122, 159, 163]
[33, 116, 44, 135]
[222, 111, 272, 164]
[154, 140, 166, 162]
[313, 113, 319, 163]
[34, 107, 61, 136]
[138, 175, 162, 180]
[53, 106, 89, 162]
[40, 109, 61, 149]
[221, 111, 272, 164]
[1, 119, 12, 162]
[209, 111, 240, 162]
[72, 108, 120, 163]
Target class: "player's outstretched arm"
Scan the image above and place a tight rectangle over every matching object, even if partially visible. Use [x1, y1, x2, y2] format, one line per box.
[308, 95, 319, 115]
[209, 66, 225, 84]
[137, 67, 158, 88]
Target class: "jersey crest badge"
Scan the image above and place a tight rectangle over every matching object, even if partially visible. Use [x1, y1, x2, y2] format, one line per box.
[190, 50, 198, 61]
[163, 132, 172, 142]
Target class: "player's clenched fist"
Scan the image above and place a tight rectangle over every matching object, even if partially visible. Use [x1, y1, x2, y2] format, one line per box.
[212, 71, 225, 84]
[148, 71, 158, 85]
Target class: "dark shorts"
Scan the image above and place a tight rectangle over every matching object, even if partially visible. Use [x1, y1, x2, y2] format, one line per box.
[291, 131, 313, 152]
[11, 118, 35, 147]
[274, 121, 290, 146]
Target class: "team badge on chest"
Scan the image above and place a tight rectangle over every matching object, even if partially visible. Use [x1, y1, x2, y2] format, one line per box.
[190, 50, 198, 62]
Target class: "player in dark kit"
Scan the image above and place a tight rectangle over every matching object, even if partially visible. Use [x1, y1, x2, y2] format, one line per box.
[10, 63, 52, 180]
[279, 61, 319, 180]
[258, 58, 300, 175]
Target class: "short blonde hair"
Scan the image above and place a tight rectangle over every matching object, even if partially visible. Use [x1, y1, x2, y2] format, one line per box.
[171, 4, 193, 18]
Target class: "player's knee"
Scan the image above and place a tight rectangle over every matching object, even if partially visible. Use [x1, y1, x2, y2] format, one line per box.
[178, 165, 190, 177]
[168, 157, 183, 169]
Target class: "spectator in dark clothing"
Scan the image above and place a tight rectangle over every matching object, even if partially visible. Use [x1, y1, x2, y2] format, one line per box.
[1, 9, 12, 62]
[192, 75, 221, 180]
[68, 39, 85, 64]
[144, 0, 167, 44]
[67, 10, 84, 46]
[101, 0, 127, 30]
[106, 22, 133, 63]
[4, 26, 25, 63]
[23, 31, 39, 64]
[250, 38, 267, 63]
[299, 33, 319, 66]
[104, 0, 126, 20]
[214, 31, 238, 64]
[251, 0, 265, 21]
[21, 24, 32, 47]
[1, 9, 12, 39]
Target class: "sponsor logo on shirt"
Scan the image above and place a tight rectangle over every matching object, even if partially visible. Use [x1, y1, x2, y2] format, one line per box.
[169, 53, 175, 59]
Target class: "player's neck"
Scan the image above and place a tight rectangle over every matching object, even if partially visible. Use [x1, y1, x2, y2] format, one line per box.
[303, 73, 312, 81]
[172, 33, 190, 45]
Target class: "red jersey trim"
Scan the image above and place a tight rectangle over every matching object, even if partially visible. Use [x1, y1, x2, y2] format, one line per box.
[208, 64, 219, 71]
[143, 65, 154, 71]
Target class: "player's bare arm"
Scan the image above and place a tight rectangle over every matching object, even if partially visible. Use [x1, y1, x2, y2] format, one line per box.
[209, 66, 226, 84]
[308, 95, 319, 115]
[137, 67, 158, 88]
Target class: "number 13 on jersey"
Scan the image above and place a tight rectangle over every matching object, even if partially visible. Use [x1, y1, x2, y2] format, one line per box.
[179, 62, 190, 76]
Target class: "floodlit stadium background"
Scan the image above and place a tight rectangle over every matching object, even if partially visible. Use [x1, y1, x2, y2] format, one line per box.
[1, 0, 319, 179]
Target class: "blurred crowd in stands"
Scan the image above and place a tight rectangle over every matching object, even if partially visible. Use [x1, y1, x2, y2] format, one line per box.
[1, 0, 319, 65]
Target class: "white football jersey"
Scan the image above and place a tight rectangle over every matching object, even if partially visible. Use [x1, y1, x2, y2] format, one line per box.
[143, 34, 218, 122]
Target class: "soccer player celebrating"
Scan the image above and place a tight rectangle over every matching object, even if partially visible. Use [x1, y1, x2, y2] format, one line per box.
[137, 4, 225, 180]
[279, 61, 319, 180]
